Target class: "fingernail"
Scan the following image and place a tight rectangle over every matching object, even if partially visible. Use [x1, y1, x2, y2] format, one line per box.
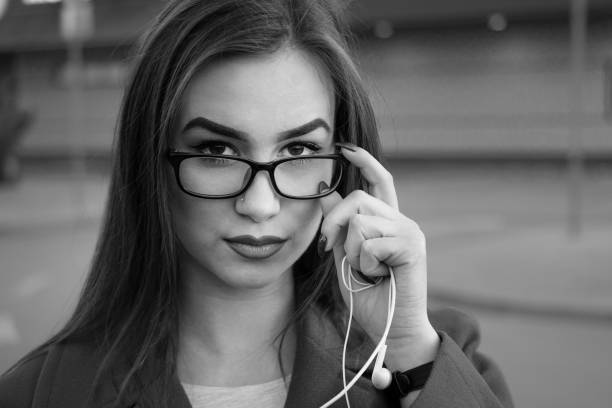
[335, 142, 357, 152]
[318, 181, 330, 194]
[317, 234, 327, 257]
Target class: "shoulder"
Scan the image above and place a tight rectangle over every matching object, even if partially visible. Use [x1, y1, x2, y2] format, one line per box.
[0, 341, 111, 408]
[0, 349, 49, 408]
[420, 307, 514, 407]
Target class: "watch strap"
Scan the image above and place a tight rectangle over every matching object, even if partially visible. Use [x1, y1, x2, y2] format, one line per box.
[387, 361, 434, 399]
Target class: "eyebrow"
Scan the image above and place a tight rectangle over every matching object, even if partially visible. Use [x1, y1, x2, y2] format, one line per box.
[182, 116, 330, 142]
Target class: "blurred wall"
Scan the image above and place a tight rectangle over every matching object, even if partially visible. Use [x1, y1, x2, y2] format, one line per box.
[11, 17, 612, 160]
[359, 19, 612, 158]
[15, 46, 129, 157]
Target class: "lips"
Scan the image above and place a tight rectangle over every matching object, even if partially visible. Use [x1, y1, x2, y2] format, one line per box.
[225, 235, 286, 246]
[224, 235, 287, 259]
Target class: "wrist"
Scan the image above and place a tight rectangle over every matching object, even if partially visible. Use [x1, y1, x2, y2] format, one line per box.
[384, 324, 440, 372]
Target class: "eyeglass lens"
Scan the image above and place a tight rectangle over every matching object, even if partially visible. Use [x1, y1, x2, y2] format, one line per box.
[178, 156, 339, 197]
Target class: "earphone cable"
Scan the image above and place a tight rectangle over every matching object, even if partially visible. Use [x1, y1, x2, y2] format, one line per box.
[319, 256, 397, 408]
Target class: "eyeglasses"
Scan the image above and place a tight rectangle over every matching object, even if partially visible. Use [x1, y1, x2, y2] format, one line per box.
[167, 150, 345, 199]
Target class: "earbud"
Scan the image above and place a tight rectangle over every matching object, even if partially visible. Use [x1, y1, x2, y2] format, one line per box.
[371, 344, 392, 389]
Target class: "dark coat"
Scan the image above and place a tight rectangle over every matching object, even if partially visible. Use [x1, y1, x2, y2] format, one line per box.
[0, 307, 513, 408]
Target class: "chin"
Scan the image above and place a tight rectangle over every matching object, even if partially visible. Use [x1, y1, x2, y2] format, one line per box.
[217, 261, 294, 291]
[213, 240, 303, 288]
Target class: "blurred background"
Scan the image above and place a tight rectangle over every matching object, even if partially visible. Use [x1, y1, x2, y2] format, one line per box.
[1, 0, 611, 406]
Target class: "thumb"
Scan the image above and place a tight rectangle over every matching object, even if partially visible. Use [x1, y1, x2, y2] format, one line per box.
[318, 182, 345, 271]
[319, 188, 343, 218]
[317, 184, 351, 306]
[317, 181, 343, 257]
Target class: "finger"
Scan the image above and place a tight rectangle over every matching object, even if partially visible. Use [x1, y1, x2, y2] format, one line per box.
[344, 214, 396, 271]
[359, 239, 391, 278]
[318, 188, 343, 218]
[360, 236, 426, 275]
[337, 143, 398, 210]
[359, 237, 407, 276]
[321, 190, 398, 251]
[317, 188, 349, 272]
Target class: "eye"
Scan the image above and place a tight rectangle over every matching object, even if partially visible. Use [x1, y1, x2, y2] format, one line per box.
[192, 141, 238, 156]
[283, 142, 322, 157]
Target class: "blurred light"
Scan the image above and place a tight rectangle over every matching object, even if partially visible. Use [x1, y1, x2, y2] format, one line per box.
[0, 0, 7, 19]
[487, 13, 508, 32]
[373, 19, 394, 39]
[23, 0, 62, 4]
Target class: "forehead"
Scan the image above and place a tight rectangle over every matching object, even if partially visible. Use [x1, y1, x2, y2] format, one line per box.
[178, 48, 335, 140]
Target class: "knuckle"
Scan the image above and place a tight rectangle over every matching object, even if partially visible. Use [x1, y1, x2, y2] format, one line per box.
[360, 261, 376, 275]
[360, 251, 383, 276]
[407, 250, 425, 266]
[360, 240, 379, 262]
[349, 189, 368, 201]
[410, 221, 426, 242]
[403, 217, 423, 235]
[343, 237, 355, 256]
[406, 227, 426, 253]
[344, 238, 362, 266]
[371, 263, 387, 277]
[345, 252, 359, 267]
[319, 220, 331, 238]
[361, 238, 374, 254]
[416, 227, 426, 242]
[349, 213, 364, 228]
[382, 169, 393, 184]
[364, 262, 384, 280]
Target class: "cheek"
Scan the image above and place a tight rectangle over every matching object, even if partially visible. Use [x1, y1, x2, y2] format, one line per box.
[169, 179, 323, 258]
[169, 190, 226, 248]
[288, 201, 323, 243]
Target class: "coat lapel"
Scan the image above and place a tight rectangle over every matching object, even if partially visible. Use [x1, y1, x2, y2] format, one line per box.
[118, 355, 192, 408]
[284, 306, 395, 408]
[98, 306, 393, 408]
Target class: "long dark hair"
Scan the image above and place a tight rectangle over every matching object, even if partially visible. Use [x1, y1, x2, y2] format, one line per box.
[9, 0, 382, 405]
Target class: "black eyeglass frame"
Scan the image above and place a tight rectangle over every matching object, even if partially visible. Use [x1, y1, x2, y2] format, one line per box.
[166, 150, 346, 200]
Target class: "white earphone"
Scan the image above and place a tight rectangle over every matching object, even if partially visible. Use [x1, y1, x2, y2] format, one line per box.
[319, 256, 397, 408]
[371, 344, 392, 389]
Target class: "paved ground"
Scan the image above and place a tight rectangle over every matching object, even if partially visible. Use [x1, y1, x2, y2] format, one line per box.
[1, 162, 611, 407]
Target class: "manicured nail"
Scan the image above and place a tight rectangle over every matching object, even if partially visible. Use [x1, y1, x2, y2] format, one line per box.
[317, 234, 327, 257]
[335, 142, 357, 152]
[318, 181, 330, 194]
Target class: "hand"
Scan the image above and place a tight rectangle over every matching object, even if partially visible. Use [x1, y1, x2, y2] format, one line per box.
[319, 143, 439, 370]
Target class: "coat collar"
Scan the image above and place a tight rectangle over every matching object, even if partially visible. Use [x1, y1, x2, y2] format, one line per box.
[112, 305, 392, 408]
[282, 305, 393, 408]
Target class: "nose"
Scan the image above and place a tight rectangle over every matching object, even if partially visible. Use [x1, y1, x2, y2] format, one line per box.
[235, 169, 280, 222]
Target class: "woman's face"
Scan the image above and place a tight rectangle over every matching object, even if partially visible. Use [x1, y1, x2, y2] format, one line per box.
[169, 47, 335, 292]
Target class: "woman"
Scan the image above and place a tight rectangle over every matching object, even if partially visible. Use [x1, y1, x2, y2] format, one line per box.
[0, 0, 513, 407]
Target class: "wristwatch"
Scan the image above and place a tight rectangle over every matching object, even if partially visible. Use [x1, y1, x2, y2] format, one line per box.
[386, 361, 434, 400]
